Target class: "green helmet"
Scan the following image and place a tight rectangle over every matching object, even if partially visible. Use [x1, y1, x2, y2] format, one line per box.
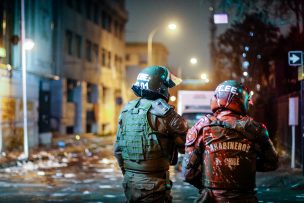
[210, 80, 252, 115]
[131, 66, 182, 101]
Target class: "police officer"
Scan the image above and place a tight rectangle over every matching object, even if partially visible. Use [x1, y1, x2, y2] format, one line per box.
[114, 66, 188, 203]
[182, 80, 278, 203]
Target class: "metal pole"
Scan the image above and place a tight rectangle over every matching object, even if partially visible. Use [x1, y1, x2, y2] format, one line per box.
[291, 125, 295, 168]
[147, 28, 158, 66]
[21, 0, 29, 159]
[301, 79, 304, 175]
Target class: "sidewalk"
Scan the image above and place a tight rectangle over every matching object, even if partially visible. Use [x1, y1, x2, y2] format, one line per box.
[257, 167, 304, 188]
[256, 166, 304, 202]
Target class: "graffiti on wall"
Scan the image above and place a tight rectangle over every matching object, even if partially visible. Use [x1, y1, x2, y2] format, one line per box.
[0, 97, 37, 150]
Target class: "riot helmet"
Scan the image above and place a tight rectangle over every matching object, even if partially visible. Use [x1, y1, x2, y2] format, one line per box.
[210, 80, 252, 115]
[131, 66, 182, 101]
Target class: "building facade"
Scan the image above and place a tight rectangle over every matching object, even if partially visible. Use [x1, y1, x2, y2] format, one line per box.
[0, 0, 56, 151]
[51, 0, 128, 136]
[0, 0, 128, 152]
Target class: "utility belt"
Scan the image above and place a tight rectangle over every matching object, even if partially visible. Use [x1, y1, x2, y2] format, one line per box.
[124, 158, 169, 173]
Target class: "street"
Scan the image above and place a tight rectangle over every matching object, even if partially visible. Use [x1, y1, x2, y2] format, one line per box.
[0, 135, 304, 203]
[0, 0, 303, 202]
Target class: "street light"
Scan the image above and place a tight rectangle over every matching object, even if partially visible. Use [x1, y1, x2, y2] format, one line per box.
[200, 73, 209, 83]
[200, 73, 207, 80]
[168, 23, 177, 30]
[170, 95, 176, 102]
[190, 57, 198, 65]
[21, 0, 35, 160]
[147, 22, 177, 66]
[24, 39, 35, 50]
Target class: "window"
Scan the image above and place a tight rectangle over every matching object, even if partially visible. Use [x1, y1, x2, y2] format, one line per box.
[119, 25, 124, 39]
[139, 53, 147, 64]
[75, 34, 82, 58]
[87, 83, 98, 103]
[115, 90, 123, 105]
[92, 43, 99, 64]
[118, 57, 122, 71]
[86, 40, 92, 62]
[99, 11, 103, 27]
[93, 3, 99, 24]
[125, 54, 130, 61]
[75, 0, 81, 13]
[87, 83, 97, 103]
[114, 21, 118, 37]
[66, 126, 74, 134]
[101, 11, 112, 32]
[67, 79, 77, 102]
[102, 11, 107, 29]
[65, 30, 73, 55]
[102, 48, 106, 66]
[86, 0, 92, 20]
[102, 87, 110, 104]
[107, 15, 112, 32]
[115, 55, 122, 73]
[114, 54, 118, 68]
[108, 51, 111, 68]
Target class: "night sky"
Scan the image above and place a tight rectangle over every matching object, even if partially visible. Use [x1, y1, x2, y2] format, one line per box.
[125, 0, 229, 79]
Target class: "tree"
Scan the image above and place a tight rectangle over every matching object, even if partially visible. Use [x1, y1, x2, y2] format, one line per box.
[213, 0, 304, 34]
[263, 0, 304, 37]
[214, 12, 280, 89]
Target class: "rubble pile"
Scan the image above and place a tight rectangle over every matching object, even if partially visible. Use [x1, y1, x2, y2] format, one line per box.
[0, 134, 117, 180]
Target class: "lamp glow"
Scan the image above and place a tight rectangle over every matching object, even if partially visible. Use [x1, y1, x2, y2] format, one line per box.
[170, 96, 176, 102]
[201, 73, 207, 80]
[168, 23, 177, 30]
[190, 57, 198, 65]
[24, 39, 35, 50]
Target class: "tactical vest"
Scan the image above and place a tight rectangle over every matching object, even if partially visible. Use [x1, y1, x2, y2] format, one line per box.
[119, 99, 163, 161]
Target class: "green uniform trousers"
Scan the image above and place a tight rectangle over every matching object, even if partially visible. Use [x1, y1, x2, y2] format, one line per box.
[122, 171, 172, 203]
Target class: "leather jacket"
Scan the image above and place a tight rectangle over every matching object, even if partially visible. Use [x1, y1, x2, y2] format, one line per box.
[182, 110, 279, 190]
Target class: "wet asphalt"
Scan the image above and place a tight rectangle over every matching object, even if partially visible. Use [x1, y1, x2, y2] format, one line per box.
[0, 135, 303, 203]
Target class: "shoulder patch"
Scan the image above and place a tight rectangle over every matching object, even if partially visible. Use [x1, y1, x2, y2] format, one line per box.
[196, 115, 211, 129]
[185, 127, 198, 146]
[150, 98, 172, 116]
[185, 115, 211, 146]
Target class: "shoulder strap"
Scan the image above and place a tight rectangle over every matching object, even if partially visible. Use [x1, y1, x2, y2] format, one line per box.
[150, 98, 172, 116]
[122, 99, 140, 112]
[137, 99, 153, 111]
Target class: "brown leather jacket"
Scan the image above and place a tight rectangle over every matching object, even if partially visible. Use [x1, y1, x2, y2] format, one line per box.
[182, 110, 279, 190]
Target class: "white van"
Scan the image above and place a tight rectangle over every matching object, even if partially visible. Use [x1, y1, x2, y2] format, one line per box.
[177, 90, 214, 127]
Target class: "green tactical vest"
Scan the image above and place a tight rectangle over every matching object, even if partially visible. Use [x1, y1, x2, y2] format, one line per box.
[119, 99, 163, 161]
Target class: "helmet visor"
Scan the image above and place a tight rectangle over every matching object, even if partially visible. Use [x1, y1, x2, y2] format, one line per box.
[166, 72, 182, 88]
